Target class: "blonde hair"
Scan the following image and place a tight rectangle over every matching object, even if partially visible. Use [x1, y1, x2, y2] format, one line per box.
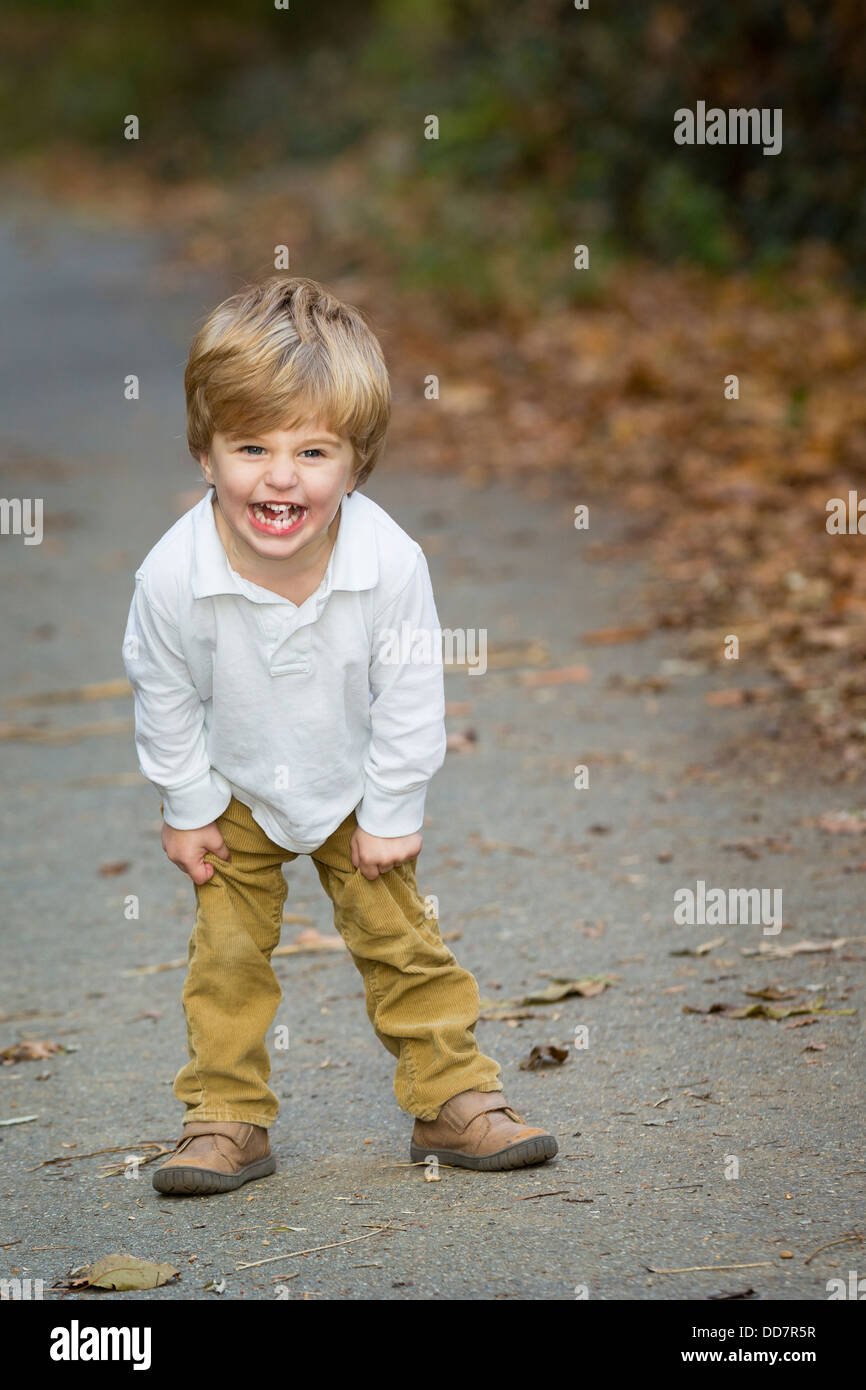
[184, 276, 391, 488]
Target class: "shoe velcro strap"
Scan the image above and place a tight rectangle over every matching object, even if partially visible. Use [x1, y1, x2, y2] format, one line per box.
[177, 1122, 253, 1148]
[441, 1092, 521, 1134]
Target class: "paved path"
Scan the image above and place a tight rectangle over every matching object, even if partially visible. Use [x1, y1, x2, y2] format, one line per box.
[0, 194, 863, 1301]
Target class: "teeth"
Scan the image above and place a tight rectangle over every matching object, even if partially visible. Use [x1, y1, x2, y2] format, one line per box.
[251, 502, 305, 530]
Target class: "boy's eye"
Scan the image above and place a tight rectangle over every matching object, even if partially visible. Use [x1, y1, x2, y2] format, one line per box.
[238, 445, 324, 457]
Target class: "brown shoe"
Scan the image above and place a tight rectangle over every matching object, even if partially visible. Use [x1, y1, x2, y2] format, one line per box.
[152, 1121, 275, 1195]
[410, 1090, 557, 1171]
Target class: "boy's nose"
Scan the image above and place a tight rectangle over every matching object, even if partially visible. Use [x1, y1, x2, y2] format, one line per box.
[263, 465, 300, 486]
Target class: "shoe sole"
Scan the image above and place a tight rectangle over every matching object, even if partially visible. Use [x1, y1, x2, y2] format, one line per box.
[152, 1154, 276, 1195]
[409, 1134, 558, 1171]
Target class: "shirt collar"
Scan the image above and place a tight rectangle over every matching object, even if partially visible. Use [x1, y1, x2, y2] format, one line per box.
[191, 487, 379, 602]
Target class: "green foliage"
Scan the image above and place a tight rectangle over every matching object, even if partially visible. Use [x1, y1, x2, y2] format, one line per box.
[0, 0, 861, 291]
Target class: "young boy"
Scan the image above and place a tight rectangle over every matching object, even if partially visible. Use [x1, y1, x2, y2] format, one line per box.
[122, 276, 557, 1194]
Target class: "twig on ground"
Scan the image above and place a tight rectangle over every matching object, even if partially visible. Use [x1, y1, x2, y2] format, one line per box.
[235, 1224, 395, 1269]
[804, 1230, 863, 1266]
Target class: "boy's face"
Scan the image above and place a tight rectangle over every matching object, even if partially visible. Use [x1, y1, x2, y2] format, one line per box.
[199, 419, 357, 571]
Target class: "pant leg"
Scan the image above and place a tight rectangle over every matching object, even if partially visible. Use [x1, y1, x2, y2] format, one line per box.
[310, 808, 502, 1121]
[173, 796, 297, 1128]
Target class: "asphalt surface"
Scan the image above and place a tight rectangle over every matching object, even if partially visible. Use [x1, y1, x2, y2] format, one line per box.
[0, 191, 863, 1302]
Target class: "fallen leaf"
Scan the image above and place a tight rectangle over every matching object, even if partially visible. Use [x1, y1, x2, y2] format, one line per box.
[817, 811, 866, 835]
[470, 835, 535, 856]
[742, 986, 801, 1001]
[481, 640, 548, 670]
[121, 957, 187, 976]
[722, 836, 792, 858]
[84, 1253, 180, 1291]
[669, 937, 726, 957]
[98, 860, 131, 877]
[1, 1039, 63, 1063]
[726, 1001, 817, 1020]
[480, 975, 615, 1009]
[686, 996, 855, 1021]
[122, 929, 343, 975]
[445, 729, 478, 752]
[581, 625, 649, 645]
[0, 1009, 61, 1024]
[741, 937, 862, 959]
[4, 679, 132, 709]
[704, 687, 776, 707]
[520, 665, 590, 687]
[0, 718, 132, 743]
[478, 1008, 539, 1021]
[286, 928, 343, 950]
[520, 1044, 569, 1070]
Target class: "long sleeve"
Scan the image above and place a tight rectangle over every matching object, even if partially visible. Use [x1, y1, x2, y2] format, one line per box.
[122, 575, 232, 830]
[355, 551, 447, 839]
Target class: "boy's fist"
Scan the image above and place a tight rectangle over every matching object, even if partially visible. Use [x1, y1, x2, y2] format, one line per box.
[161, 820, 231, 885]
[350, 826, 421, 881]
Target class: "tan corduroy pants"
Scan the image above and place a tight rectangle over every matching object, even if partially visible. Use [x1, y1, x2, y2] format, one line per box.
[171, 796, 502, 1126]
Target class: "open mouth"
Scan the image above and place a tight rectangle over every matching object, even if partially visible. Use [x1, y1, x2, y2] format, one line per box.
[248, 501, 307, 534]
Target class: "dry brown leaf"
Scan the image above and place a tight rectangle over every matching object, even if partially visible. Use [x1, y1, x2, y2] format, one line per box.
[519, 1044, 569, 1070]
[519, 665, 590, 687]
[704, 687, 776, 707]
[84, 1253, 180, 1291]
[742, 986, 801, 1001]
[4, 679, 132, 709]
[817, 811, 866, 835]
[1, 1039, 63, 1063]
[741, 936, 862, 959]
[446, 729, 478, 752]
[669, 937, 726, 957]
[480, 975, 615, 1009]
[0, 718, 132, 743]
[478, 1008, 539, 1022]
[482, 640, 548, 670]
[581, 624, 650, 646]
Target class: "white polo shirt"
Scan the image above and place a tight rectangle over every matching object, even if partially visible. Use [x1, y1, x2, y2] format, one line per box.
[121, 486, 447, 853]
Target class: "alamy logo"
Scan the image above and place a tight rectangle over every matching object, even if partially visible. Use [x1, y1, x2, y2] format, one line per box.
[0, 1276, 44, 1300]
[49, 1320, 152, 1370]
[674, 102, 782, 156]
[375, 622, 487, 675]
[0, 497, 43, 545]
[673, 879, 782, 935]
[826, 492, 866, 534]
[826, 1270, 866, 1299]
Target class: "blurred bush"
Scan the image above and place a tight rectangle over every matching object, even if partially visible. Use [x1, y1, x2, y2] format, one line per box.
[1, 0, 862, 286]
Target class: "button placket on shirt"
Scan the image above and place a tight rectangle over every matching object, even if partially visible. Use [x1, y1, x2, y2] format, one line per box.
[264, 596, 328, 676]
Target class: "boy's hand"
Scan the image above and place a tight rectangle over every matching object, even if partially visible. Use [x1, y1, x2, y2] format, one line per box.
[161, 820, 231, 885]
[350, 826, 421, 881]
